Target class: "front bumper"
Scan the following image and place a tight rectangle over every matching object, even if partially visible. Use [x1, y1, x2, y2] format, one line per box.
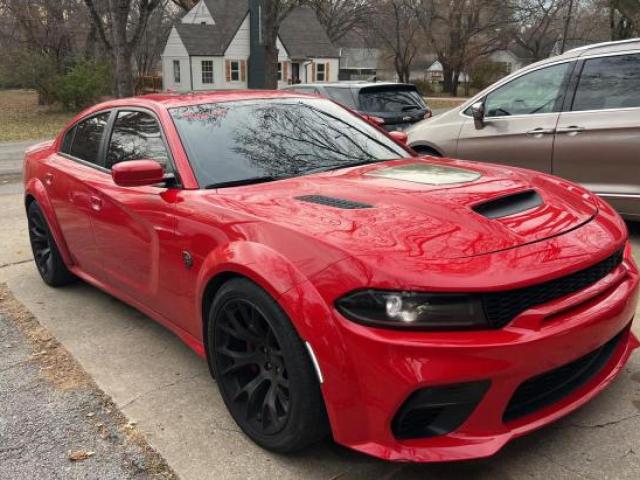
[305, 248, 639, 462]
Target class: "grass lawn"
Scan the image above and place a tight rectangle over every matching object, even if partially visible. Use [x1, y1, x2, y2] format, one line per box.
[0, 90, 76, 143]
[425, 97, 468, 110]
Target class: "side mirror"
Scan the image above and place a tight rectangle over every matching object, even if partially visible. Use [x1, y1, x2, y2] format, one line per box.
[111, 160, 165, 187]
[471, 101, 485, 129]
[389, 131, 408, 145]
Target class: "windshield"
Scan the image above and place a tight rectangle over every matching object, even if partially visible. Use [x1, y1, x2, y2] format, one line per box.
[170, 98, 408, 188]
[358, 88, 427, 113]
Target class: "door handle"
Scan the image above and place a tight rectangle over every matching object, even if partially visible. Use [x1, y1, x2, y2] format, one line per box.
[90, 196, 102, 212]
[44, 173, 54, 185]
[556, 125, 585, 135]
[526, 128, 555, 136]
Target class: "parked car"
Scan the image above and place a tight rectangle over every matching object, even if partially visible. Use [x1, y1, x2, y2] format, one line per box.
[407, 38, 640, 220]
[281, 82, 432, 131]
[24, 90, 638, 462]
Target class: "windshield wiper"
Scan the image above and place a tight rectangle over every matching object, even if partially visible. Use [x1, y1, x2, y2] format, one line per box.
[204, 175, 280, 189]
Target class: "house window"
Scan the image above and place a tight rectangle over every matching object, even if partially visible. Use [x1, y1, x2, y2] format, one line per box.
[277, 62, 282, 81]
[316, 63, 326, 82]
[230, 61, 240, 81]
[173, 60, 181, 83]
[201, 60, 213, 84]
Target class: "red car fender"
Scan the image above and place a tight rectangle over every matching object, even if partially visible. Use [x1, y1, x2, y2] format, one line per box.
[195, 240, 316, 336]
[24, 178, 74, 267]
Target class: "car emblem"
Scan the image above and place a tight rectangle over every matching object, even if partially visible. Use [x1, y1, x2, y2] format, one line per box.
[402, 116, 411, 122]
[182, 250, 193, 269]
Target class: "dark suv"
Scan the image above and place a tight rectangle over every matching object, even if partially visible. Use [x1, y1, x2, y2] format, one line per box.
[281, 82, 431, 131]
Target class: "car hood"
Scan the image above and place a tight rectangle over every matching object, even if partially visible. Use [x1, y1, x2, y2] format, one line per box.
[211, 158, 598, 260]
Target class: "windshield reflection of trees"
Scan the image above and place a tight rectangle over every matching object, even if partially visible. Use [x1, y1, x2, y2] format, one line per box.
[230, 103, 395, 177]
[173, 102, 401, 179]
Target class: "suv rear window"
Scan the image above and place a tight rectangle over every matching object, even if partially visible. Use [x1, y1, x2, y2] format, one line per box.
[358, 88, 426, 113]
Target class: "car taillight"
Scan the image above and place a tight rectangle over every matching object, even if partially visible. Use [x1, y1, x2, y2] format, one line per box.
[424, 110, 433, 119]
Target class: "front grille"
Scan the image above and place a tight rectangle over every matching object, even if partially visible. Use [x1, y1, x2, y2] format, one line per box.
[483, 249, 623, 328]
[503, 330, 623, 422]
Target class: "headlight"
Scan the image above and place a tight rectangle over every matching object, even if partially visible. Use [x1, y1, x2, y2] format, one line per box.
[335, 290, 488, 330]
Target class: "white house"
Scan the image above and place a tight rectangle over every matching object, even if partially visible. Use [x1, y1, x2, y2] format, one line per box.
[161, 0, 340, 91]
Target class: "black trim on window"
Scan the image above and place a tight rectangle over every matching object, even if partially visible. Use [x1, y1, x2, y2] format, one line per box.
[562, 59, 585, 112]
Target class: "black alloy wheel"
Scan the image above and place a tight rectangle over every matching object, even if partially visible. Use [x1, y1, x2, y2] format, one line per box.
[27, 201, 75, 286]
[208, 279, 328, 452]
[215, 298, 290, 435]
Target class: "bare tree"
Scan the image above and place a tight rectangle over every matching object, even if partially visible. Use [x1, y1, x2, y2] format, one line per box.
[416, 0, 509, 95]
[84, 0, 165, 97]
[511, 0, 569, 62]
[609, 0, 640, 39]
[262, 0, 301, 89]
[369, 0, 421, 83]
[307, 0, 373, 42]
[170, 0, 197, 10]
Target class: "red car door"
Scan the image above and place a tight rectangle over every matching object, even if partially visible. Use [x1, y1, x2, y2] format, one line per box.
[47, 111, 112, 279]
[87, 109, 187, 325]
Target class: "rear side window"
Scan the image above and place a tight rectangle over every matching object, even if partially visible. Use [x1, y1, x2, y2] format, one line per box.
[325, 87, 357, 108]
[68, 112, 111, 165]
[572, 54, 640, 111]
[61, 127, 75, 154]
[358, 88, 426, 113]
[106, 110, 170, 170]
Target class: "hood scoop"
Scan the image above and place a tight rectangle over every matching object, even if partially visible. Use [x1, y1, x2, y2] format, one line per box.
[295, 195, 373, 210]
[473, 190, 543, 219]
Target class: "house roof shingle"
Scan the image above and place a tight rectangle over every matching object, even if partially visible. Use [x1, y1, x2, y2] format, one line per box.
[175, 0, 339, 59]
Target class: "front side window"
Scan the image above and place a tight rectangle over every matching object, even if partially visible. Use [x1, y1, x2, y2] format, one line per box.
[202, 60, 213, 84]
[68, 112, 111, 165]
[316, 63, 326, 82]
[173, 60, 181, 83]
[106, 111, 169, 170]
[170, 98, 409, 187]
[573, 54, 640, 111]
[484, 62, 570, 117]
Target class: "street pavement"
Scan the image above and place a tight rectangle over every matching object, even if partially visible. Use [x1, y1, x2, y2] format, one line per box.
[0, 142, 639, 479]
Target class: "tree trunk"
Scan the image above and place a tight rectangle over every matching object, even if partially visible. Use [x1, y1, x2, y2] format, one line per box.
[114, 47, 135, 97]
[441, 62, 455, 95]
[264, 44, 279, 89]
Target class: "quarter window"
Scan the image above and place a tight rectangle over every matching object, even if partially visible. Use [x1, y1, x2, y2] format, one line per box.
[68, 112, 111, 165]
[484, 63, 570, 117]
[202, 60, 213, 84]
[572, 54, 640, 111]
[173, 60, 181, 83]
[106, 111, 169, 170]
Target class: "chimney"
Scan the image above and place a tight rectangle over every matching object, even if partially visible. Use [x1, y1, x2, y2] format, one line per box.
[248, 0, 267, 89]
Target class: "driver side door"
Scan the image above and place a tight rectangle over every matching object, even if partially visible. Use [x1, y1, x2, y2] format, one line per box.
[457, 61, 573, 172]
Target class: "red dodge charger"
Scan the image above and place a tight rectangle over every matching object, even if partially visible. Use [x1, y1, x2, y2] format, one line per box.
[23, 91, 639, 462]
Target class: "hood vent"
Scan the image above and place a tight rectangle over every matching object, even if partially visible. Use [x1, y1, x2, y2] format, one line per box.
[295, 195, 373, 210]
[473, 190, 542, 219]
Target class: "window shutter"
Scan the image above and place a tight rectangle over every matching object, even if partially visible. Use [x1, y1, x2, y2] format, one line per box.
[283, 62, 289, 82]
[311, 62, 316, 83]
[225, 60, 231, 82]
[240, 60, 246, 82]
[325, 62, 330, 82]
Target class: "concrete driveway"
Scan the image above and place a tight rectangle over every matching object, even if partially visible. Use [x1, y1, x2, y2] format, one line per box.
[1, 174, 639, 479]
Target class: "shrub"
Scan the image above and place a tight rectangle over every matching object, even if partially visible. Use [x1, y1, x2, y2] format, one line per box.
[54, 60, 112, 110]
[413, 78, 436, 96]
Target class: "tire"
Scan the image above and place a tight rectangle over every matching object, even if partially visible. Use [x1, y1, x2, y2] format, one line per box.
[27, 201, 75, 287]
[207, 278, 329, 452]
[413, 146, 442, 157]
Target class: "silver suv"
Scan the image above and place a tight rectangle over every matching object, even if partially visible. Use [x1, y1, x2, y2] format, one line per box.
[407, 39, 640, 220]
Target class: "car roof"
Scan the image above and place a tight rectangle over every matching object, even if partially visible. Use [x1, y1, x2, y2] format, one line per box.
[87, 90, 314, 112]
[281, 82, 416, 90]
